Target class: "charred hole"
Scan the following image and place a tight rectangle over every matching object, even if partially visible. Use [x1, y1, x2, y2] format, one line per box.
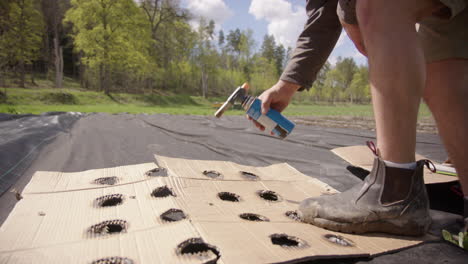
[323, 234, 355, 247]
[258, 190, 281, 202]
[152, 186, 176, 198]
[177, 238, 220, 262]
[145, 167, 168, 177]
[95, 194, 124, 207]
[270, 233, 307, 248]
[218, 192, 241, 202]
[160, 208, 187, 222]
[89, 220, 128, 236]
[239, 213, 269, 222]
[93, 176, 119, 186]
[91, 257, 134, 264]
[203, 170, 223, 179]
[240, 171, 260, 180]
[285, 211, 301, 221]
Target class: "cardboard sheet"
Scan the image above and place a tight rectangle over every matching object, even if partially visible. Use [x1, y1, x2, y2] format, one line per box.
[331, 145, 457, 184]
[22, 163, 158, 193]
[155, 155, 313, 182]
[0, 156, 436, 264]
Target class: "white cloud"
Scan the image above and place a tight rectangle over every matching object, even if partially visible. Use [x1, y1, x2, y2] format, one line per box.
[186, 0, 233, 27]
[249, 0, 307, 48]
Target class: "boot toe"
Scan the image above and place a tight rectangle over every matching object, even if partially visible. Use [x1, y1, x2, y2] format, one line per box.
[298, 197, 321, 223]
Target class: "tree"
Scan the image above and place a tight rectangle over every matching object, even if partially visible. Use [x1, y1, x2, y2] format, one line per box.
[0, 0, 44, 88]
[321, 57, 357, 102]
[65, 0, 152, 94]
[238, 29, 255, 77]
[0, 0, 13, 86]
[194, 18, 218, 98]
[309, 61, 331, 101]
[260, 34, 275, 62]
[226, 29, 241, 55]
[250, 55, 277, 94]
[41, 0, 70, 88]
[335, 57, 357, 93]
[274, 44, 286, 75]
[349, 65, 370, 103]
[218, 29, 224, 47]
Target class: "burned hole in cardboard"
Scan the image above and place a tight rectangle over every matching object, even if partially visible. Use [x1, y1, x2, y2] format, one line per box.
[239, 213, 270, 222]
[93, 176, 119, 186]
[177, 238, 221, 263]
[160, 208, 187, 222]
[285, 211, 301, 221]
[91, 257, 134, 264]
[240, 171, 260, 180]
[270, 233, 308, 248]
[88, 219, 128, 236]
[151, 185, 176, 198]
[218, 192, 241, 202]
[145, 167, 168, 177]
[323, 234, 355, 247]
[203, 170, 223, 179]
[95, 194, 124, 207]
[258, 190, 282, 202]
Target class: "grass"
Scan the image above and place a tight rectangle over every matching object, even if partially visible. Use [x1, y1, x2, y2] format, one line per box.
[0, 77, 433, 117]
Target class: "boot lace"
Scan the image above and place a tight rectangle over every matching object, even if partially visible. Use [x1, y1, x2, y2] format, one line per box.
[366, 141, 378, 156]
[424, 159, 437, 173]
[366, 141, 438, 173]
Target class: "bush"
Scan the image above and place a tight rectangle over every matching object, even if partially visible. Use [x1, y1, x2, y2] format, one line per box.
[41, 92, 78, 104]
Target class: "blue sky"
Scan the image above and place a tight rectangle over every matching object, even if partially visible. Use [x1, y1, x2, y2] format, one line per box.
[182, 0, 367, 65]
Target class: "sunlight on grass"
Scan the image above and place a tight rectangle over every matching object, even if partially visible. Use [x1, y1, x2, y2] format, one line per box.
[0, 87, 432, 118]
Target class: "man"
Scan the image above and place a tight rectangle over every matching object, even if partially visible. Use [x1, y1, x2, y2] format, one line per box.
[251, 0, 468, 236]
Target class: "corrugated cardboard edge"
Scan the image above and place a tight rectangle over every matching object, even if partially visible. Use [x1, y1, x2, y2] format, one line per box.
[331, 145, 457, 184]
[22, 162, 158, 194]
[154, 155, 314, 182]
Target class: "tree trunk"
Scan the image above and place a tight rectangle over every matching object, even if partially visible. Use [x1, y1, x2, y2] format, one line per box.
[99, 64, 104, 92]
[19, 61, 25, 88]
[54, 36, 63, 88]
[78, 51, 86, 88]
[201, 68, 208, 98]
[103, 65, 110, 95]
[30, 63, 37, 86]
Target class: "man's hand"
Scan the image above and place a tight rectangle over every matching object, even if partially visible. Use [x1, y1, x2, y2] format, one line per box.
[248, 80, 300, 131]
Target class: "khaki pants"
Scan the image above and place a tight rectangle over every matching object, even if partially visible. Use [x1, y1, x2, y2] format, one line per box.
[337, 0, 468, 62]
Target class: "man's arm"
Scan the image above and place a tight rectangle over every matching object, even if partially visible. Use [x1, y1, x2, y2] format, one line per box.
[280, 0, 342, 91]
[250, 0, 343, 131]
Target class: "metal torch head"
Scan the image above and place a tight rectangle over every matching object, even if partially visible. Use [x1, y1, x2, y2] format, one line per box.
[214, 83, 249, 118]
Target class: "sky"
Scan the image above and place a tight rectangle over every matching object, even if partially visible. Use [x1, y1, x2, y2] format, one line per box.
[182, 0, 367, 66]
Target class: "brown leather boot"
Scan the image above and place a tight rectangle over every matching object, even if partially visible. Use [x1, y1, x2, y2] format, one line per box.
[298, 151, 433, 236]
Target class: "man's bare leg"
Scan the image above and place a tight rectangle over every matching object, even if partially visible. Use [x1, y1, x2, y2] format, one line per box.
[357, 0, 439, 163]
[297, 0, 442, 236]
[424, 59, 468, 193]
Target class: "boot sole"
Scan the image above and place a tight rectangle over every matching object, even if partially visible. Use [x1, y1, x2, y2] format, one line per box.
[309, 217, 431, 236]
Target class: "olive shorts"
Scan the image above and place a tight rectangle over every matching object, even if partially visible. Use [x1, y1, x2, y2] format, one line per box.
[337, 0, 468, 62]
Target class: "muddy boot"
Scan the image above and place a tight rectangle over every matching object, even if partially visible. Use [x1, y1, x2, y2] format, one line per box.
[298, 152, 433, 236]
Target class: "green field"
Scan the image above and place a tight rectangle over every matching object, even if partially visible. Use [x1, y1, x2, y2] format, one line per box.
[0, 82, 432, 117]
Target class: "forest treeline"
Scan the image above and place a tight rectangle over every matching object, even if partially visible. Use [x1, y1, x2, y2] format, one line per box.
[0, 0, 370, 103]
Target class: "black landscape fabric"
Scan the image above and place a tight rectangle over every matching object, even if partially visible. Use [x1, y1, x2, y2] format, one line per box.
[0, 113, 466, 264]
